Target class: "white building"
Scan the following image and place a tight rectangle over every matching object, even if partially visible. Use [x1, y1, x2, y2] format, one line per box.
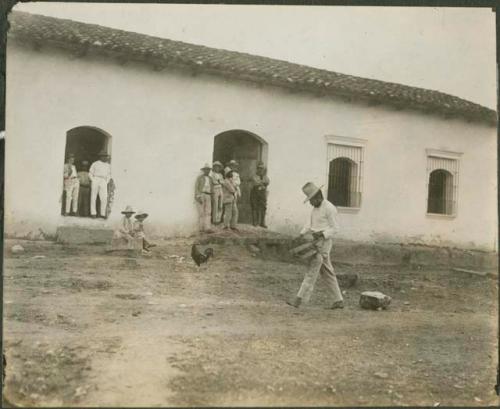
[5, 11, 498, 251]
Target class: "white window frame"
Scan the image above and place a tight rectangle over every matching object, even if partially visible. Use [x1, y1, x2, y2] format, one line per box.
[425, 149, 462, 219]
[325, 135, 367, 212]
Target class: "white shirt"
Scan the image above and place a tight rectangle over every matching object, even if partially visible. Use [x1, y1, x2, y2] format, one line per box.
[211, 171, 224, 186]
[202, 175, 211, 193]
[89, 160, 111, 183]
[300, 199, 339, 239]
[64, 164, 77, 178]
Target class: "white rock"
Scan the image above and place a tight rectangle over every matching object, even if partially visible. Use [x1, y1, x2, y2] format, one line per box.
[11, 244, 25, 253]
[360, 291, 392, 310]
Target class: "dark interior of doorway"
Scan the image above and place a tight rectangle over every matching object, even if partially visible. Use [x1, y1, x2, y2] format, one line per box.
[213, 131, 265, 224]
[61, 127, 111, 218]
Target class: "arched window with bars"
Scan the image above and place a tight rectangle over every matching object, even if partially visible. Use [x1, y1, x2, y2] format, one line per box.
[326, 138, 364, 209]
[328, 157, 359, 207]
[427, 169, 454, 214]
[426, 151, 460, 216]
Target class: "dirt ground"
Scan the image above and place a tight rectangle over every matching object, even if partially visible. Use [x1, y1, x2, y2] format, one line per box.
[3, 236, 499, 407]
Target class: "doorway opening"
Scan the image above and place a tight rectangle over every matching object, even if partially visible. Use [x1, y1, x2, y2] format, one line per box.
[212, 130, 268, 224]
[61, 126, 112, 218]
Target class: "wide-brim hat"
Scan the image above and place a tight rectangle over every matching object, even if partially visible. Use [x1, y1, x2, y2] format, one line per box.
[121, 205, 135, 214]
[135, 210, 149, 218]
[302, 182, 323, 203]
[98, 151, 109, 157]
[228, 160, 239, 166]
[201, 163, 212, 170]
[257, 161, 265, 168]
[212, 161, 223, 168]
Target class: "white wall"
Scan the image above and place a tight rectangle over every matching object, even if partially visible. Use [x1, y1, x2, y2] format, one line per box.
[5, 42, 498, 250]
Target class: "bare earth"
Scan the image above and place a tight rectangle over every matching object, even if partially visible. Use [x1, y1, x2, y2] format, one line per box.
[3, 237, 499, 407]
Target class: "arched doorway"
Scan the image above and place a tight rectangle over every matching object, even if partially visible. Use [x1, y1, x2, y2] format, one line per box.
[213, 130, 268, 224]
[62, 126, 112, 218]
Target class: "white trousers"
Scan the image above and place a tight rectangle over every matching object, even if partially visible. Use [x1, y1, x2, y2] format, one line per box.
[64, 179, 79, 214]
[90, 178, 108, 217]
[297, 238, 343, 304]
[197, 194, 212, 231]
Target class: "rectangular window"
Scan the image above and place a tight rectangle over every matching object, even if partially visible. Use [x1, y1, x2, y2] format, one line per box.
[426, 150, 461, 216]
[325, 136, 365, 209]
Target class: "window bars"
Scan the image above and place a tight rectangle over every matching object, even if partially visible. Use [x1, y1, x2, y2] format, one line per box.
[426, 155, 459, 216]
[327, 144, 363, 208]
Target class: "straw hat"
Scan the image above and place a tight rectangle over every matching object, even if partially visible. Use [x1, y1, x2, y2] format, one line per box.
[302, 182, 323, 203]
[135, 210, 149, 218]
[257, 161, 265, 168]
[212, 161, 223, 168]
[98, 151, 109, 158]
[201, 163, 212, 170]
[121, 205, 135, 215]
[228, 160, 238, 166]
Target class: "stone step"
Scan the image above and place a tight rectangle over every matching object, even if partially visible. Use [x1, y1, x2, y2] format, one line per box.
[56, 226, 114, 244]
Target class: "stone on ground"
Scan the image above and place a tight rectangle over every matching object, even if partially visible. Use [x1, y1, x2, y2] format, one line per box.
[360, 291, 392, 310]
[11, 244, 25, 253]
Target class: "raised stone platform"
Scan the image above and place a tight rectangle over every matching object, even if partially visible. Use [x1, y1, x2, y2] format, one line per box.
[197, 226, 498, 270]
[56, 226, 114, 244]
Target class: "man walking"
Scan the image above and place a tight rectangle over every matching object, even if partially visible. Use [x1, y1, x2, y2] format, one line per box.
[89, 152, 111, 219]
[63, 154, 79, 216]
[195, 163, 214, 233]
[211, 161, 224, 225]
[287, 182, 344, 309]
[250, 161, 270, 228]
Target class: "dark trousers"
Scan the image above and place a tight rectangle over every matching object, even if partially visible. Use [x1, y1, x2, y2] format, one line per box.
[250, 188, 267, 226]
[78, 185, 91, 217]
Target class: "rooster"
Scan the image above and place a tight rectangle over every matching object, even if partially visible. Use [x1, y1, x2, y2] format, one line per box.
[191, 244, 214, 267]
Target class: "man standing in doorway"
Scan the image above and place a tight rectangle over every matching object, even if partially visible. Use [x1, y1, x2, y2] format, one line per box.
[287, 182, 344, 310]
[250, 161, 270, 228]
[211, 161, 224, 225]
[89, 152, 111, 219]
[195, 163, 214, 233]
[63, 154, 79, 216]
[225, 160, 241, 199]
[221, 170, 238, 231]
[77, 160, 91, 217]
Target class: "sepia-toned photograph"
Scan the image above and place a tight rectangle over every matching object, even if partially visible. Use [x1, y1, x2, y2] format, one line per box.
[1, 2, 498, 407]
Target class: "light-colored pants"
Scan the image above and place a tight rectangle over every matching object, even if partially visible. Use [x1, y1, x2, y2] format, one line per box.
[197, 194, 212, 231]
[64, 179, 79, 214]
[90, 177, 108, 217]
[212, 186, 223, 223]
[297, 238, 343, 304]
[223, 201, 238, 228]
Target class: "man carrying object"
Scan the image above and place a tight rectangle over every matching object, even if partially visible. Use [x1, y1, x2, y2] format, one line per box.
[287, 182, 344, 310]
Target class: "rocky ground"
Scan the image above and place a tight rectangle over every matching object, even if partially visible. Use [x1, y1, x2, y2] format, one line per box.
[3, 236, 499, 407]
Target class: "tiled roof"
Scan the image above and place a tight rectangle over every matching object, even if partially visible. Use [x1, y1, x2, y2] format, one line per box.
[7, 11, 497, 125]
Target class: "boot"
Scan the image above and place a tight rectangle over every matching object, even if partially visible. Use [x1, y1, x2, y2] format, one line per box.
[252, 209, 259, 227]
[286, 296, 302, 308]
[329, 300, 344, 310]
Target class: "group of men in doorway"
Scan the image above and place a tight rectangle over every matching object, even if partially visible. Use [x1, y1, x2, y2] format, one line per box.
[63, 152, 112, 219]
[195, 159, 270, 233]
